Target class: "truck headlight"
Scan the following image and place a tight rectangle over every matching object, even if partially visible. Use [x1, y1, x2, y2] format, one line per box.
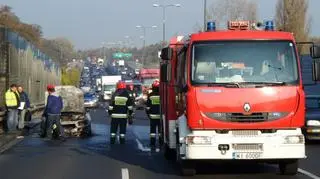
[307, 120, 320, 126]
[284, 135, 304, 144]
[186, 136, 212, 145]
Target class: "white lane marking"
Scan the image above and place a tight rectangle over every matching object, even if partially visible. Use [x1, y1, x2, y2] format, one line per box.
[135, 138, 160, 152]
[135, 138, 150, 152]
[121, 168, 129, 179]
[298, 168, 320, 179]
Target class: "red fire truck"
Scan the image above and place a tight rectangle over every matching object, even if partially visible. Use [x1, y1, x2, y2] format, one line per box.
[138, 68, 160, 92]
[159, 20, 320, 176]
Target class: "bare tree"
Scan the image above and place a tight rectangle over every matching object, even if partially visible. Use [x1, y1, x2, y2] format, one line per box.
[276, 0, 311, 54]
[207, 0, 257, 28]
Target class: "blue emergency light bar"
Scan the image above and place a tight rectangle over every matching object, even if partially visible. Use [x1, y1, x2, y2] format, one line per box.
[264, 21, 274, 31]
[207, 21, 216, 31]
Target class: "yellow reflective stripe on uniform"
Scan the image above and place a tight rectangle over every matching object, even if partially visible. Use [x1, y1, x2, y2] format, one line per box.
[108, 106, 114, 110]
[111, 113, 128, 118]
[150, 133, 156, 137]
[150, 96, 160, 105]
[128, 106, 133, 110]
[149, 114, 161, 119]
[5, 91, 18, 107]
[115, 96, 128, 106]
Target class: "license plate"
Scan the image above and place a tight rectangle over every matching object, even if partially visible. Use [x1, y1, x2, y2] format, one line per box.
[232, 152, 262, 159]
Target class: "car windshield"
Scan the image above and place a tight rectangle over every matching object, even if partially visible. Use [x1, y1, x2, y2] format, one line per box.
[104, 85, 115, 91]
[84, 93, 94, 98]
[191, 41, 298, 85]
[142, 78, 156, 86]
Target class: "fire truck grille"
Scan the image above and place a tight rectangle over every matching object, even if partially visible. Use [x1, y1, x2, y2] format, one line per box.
[231, 130, 259, 136]
[232, 143, 263, 151]
[227, 113, 268, 122]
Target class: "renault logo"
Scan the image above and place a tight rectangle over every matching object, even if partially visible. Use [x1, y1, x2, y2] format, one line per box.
[243, 103, 251, 112]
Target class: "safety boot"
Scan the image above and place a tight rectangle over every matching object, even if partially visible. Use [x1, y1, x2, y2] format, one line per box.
[120, 134, 126, 144]
[159, 136, 164, 146]
[110, 137, 116, 144]
[120, 137, 126, 144]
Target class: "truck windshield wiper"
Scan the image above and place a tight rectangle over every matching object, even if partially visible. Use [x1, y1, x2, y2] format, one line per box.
[267, 64, 283, 71]
[239, 82, 286, 86]
[206, 82, 240, 88]
[198, 82, 286, 88]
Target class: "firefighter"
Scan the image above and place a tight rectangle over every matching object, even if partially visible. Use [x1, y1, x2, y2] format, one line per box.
[146, 80, 162, 148]
[126, 84, 134, 125]
[126, 84, 134, 101]
[41, 85, 64, 140]
[108, 81, 133, 144]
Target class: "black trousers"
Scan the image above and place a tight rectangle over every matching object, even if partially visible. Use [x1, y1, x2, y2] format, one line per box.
[150, 119, 161, 137]
[110, 118, 127, 138]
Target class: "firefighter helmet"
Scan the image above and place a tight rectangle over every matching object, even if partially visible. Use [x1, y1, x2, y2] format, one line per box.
[152, 80, 160, 90]
[116, 81, 126, 89]
[47, 84, 55, 91]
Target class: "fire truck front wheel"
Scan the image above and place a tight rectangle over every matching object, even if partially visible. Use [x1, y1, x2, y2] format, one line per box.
[279, 159, 298, 175]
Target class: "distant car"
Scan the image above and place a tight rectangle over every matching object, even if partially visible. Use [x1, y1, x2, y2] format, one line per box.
[84, 92, 99, 109]
[303, 95, 320, 141]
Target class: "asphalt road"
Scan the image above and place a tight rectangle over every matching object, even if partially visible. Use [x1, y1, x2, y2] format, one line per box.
[0, 107, 319, 179]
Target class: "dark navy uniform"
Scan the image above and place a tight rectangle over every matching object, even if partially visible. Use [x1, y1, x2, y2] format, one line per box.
[108, 85, 133, 144]
[146, 80, 161, 147]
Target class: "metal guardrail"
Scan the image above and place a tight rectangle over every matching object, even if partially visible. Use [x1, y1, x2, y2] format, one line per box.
[306, 95, 320, 99]
[0, 103, 45, 121]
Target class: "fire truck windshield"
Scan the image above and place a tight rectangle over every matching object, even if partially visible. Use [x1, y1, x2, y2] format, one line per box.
[191, 41, 299, 86]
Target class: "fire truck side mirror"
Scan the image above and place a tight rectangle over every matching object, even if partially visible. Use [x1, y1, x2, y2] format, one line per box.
[311, 45, 320, 59]
[312, 59, 320, 81]
[160, 64, 169, 82]
[160, 47, 172, 60]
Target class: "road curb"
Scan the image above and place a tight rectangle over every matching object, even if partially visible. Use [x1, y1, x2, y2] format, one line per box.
[0, 118, 42, 153]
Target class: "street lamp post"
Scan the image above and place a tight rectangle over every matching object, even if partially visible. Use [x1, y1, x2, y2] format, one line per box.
[125, 36, 137, 49]
[101, 42, 105, 59]
[136, 25, 157, 48]
[136, 25, 157, 65]
[153, 3, 181, 45]
[204, 0, 207, 31]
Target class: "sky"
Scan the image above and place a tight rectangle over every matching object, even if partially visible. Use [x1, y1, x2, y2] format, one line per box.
[1, 0, 320, 50]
